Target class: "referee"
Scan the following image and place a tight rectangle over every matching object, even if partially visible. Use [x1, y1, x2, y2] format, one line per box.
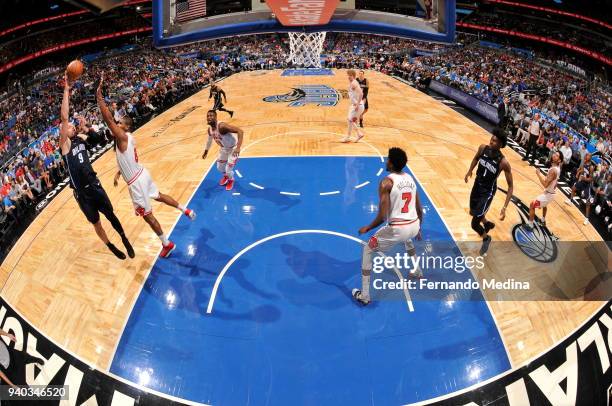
[60, 73, 134, 259]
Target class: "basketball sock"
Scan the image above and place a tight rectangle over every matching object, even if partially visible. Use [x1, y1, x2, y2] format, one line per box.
[158, 233, 170, 246]
[106, 242, 126, 260]
[362, 274, 370, 300]
[178, 204, 186, 213]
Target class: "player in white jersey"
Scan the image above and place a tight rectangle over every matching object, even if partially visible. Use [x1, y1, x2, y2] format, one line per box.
[202, 110, 244, 191]
[353, 147, 423, 306]
[340, 70, 365, 143]
[525, 151, 561, 231]
[96, 73, 196, 258]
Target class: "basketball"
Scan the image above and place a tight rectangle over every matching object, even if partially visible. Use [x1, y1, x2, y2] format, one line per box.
[66, 60, 84, 81]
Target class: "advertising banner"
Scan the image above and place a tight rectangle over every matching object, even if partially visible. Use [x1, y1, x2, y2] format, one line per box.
[429, 80, 500, 123]
[265, 0, 340, 26]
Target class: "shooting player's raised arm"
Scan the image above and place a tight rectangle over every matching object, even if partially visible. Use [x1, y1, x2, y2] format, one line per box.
[96, 73, 128, 149]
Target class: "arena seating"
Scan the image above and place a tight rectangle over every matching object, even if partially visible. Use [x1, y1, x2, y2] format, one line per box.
[456, 2, 611, 67]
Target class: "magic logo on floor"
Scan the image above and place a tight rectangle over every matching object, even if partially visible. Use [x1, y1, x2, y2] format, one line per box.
[263, 85, 340, 107]
[498, 188, 559, 263]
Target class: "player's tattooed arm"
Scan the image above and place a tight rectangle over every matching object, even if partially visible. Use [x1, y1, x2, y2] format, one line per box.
[96, 73, 128, 151]
[464, 144, 486, 183]
[359, 178, 392, 235]
[500, 158, 513, 221]
[220, 123, 244, 155]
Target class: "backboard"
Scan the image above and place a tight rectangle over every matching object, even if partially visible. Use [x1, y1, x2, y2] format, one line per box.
[153, 0, 456, 48]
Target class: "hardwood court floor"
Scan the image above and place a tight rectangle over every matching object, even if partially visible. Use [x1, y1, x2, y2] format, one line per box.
[0, 69, 605, 373]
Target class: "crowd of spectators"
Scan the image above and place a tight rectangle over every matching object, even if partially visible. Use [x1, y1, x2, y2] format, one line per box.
[0, 14, 147, 66]
[0, 31, 611, 255]
[460, 11, 611, 57]
[320, 33, 449, 69]
[395, 45, 610, 145]
[171, 33, 448, 72]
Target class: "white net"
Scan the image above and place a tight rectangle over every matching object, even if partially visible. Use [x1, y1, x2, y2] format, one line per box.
[287, 32, 326, 68]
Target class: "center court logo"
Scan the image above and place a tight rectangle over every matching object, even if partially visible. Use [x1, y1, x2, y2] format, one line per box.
[263, 85, 340, 107]
[498, 187, 558, 263]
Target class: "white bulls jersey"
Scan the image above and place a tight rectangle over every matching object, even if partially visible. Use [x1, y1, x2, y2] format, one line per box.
[208, 123, 237, 149]
[545, 166, 560, 193]
[116, 132, 144, 185]
[348, 79, 364, 106]
[387, 172, 418, 223]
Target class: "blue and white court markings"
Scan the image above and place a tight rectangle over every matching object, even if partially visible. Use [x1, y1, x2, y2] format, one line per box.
[282, 68, 334, 76]
[110, 156, 510, 405]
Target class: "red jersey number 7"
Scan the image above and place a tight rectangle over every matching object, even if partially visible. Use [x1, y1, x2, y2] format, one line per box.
[401, 192, 412, 213]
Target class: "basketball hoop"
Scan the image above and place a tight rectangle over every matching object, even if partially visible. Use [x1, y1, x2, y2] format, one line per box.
[287, 32, 326, 68]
